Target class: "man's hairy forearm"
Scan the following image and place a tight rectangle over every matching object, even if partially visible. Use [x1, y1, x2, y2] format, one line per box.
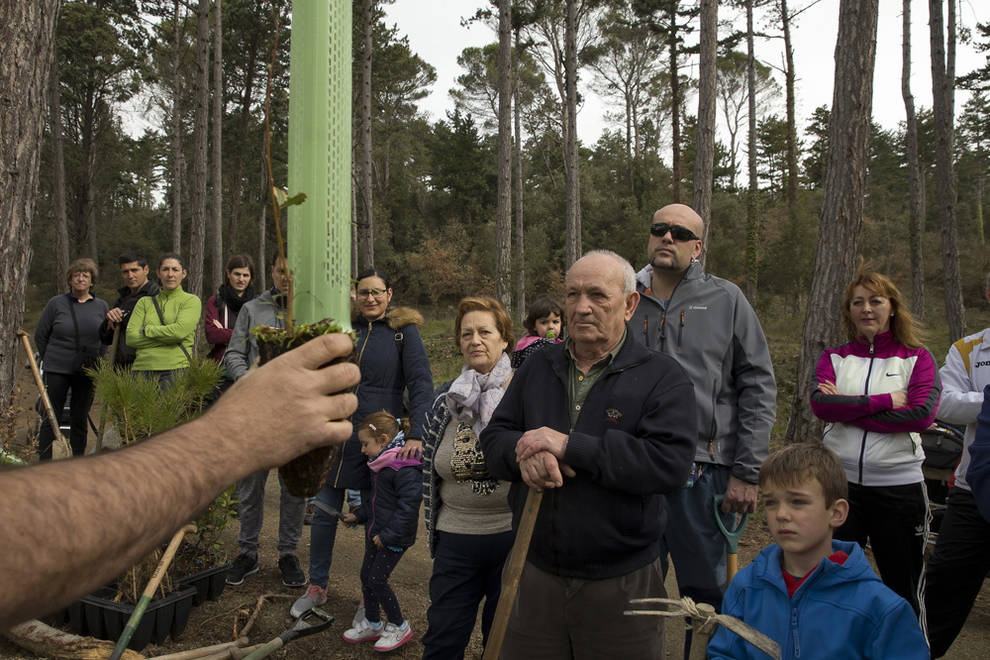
[0, 418, 233, 627]
[0, 332, 359, 630]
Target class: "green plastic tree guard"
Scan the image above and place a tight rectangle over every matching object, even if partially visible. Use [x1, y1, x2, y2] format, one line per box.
[287, 0, 352, 331]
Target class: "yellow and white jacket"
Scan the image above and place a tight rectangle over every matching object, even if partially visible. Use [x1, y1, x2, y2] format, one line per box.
[940, 328, 990, 491]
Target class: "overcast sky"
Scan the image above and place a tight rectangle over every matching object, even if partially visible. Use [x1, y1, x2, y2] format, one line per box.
[383, 0, 990, 146]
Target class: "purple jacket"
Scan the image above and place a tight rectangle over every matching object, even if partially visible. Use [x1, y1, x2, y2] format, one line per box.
[811, 331, 940, 486]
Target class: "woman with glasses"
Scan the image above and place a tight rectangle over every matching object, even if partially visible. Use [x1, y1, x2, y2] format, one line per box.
[291, 268, 434, 621]
[34, 258, 109, 459]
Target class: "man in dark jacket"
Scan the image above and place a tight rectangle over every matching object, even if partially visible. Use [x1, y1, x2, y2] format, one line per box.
[99, 253, 160, 367]
[481, 250, 696, 659]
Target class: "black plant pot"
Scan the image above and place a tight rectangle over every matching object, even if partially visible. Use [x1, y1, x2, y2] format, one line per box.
[175, 563, 230, 606]
[65, 585, 197, 652]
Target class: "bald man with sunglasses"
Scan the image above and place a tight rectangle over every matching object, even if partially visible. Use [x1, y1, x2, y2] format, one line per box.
[630, 204, 776, 649]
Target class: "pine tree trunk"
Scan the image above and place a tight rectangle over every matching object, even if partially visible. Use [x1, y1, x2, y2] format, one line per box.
[902, 0, 925, 318]
[0, 0, 61, 413]
[785, 0, 879, 445]
[359, 0, 374, 270]
[693, 0, 717, 268]
[257, 147, 267, 291]
[171, 0, 183, 253]
[929, 0, 966, 339]
[513, 27, 526, 325]
[495, 0, 513, 310]
[188, 0, 211, 298]
[83, 121, 98, 261]
[781, 0, 801, 309]
[745, 0, 759, 302]
[668, 1, 681, 203]
[50, 56, 70, 294]
[564, 0, 581, 267]
[210, 0, 223, 292]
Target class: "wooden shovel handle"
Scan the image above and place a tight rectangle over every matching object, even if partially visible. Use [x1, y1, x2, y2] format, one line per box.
[142, 524, 198, 600]
[17, 331, 70, 456]
[482, 488, 544, 660]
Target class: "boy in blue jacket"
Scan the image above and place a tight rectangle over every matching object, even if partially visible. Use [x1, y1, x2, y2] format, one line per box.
[708, 443, 928, 659]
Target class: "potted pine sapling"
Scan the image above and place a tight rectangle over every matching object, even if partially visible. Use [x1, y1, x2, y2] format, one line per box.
[58, 358, 225, 651]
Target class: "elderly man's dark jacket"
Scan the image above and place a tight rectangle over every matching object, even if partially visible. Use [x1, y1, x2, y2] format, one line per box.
[480, 328, 697, 580]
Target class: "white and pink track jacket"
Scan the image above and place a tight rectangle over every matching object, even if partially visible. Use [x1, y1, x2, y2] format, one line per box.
[810, 331, 941, 486]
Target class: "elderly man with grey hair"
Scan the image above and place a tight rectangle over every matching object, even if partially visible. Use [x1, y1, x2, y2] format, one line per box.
[481, 250, 697, 659]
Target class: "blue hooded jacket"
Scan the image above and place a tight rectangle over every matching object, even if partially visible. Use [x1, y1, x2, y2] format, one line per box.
[353, 433, 423, 549]
[708, 540, 928, 659]
[326, 307, 433, 490]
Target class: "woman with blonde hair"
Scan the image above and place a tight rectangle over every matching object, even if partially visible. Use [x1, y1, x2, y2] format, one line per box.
[810, 269, 940, 614]
[34, 258, 109, 459]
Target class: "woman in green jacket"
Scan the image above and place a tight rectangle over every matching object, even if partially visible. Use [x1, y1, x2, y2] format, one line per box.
[127, 253, 201, 388]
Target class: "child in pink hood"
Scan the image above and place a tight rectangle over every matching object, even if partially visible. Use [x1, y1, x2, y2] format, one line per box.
[511, 296, 564, 368]
[341, 411, 423, 652]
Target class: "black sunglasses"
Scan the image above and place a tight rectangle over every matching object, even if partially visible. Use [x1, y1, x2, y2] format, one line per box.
[650, 222, 700, 242]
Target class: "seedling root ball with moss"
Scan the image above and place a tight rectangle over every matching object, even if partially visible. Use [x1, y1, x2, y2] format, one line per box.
[253, 318, 356, 497]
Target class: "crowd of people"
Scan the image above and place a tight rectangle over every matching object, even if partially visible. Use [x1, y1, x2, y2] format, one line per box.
[18, 204, 990, 658]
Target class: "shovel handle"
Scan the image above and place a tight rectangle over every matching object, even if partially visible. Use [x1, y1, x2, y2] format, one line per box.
[110, 524, 197, 659]
[727, 552, 739, 583]
[713, 495, 748, 554]
[17, 331, 70, 457]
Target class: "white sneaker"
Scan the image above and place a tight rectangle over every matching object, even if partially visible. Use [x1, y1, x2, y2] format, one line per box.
[343, 617, 383, 643]
[373, 621, 413, 652]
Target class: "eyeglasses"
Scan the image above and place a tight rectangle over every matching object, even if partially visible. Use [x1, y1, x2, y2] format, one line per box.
[356, 287, 388, 298]
[650, 222, 700, 242]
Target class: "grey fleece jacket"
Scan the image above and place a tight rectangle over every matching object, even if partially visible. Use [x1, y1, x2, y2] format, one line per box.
[223, 288, 283, 380]
[629, 261, 776, 483]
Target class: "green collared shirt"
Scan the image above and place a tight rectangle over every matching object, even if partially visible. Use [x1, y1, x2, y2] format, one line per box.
[565, 331, 626, 427]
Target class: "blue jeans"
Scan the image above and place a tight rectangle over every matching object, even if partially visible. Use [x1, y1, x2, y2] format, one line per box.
[660, 463, 733, 611]
[307, 484, 371, 589]
[422, 530, 514, 659]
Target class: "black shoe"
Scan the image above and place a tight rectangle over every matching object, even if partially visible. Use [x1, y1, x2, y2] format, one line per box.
[226, 553, 259, 585]
[279, 554, 306, 588]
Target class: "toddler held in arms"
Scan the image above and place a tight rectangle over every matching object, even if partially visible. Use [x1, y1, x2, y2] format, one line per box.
[511, 296, 564, 368]
[707, 443, 928, 659]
